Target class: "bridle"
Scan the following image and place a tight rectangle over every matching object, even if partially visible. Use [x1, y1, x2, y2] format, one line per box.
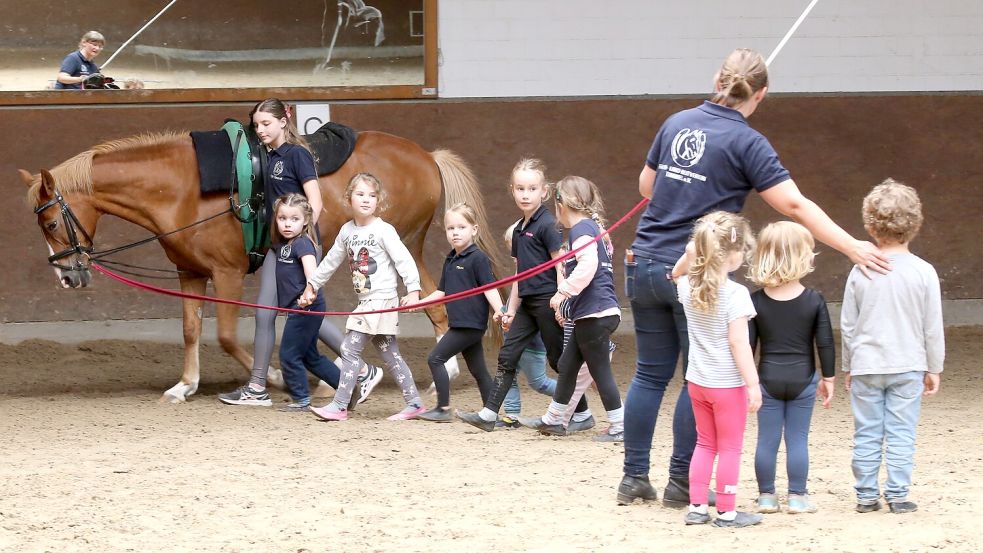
[34, 189, 94, 272]
[33, 187, 235, 284]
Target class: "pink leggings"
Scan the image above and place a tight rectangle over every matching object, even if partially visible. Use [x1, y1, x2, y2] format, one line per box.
[688, 382, 748, 512]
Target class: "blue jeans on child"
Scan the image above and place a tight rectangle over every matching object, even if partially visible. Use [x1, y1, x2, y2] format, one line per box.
[280, 297, 340, 403]
[503, 347, 556, 416]
[622, 256, 697, 479]
[850, 371, 924, 504]
[755, 374, 818, 495]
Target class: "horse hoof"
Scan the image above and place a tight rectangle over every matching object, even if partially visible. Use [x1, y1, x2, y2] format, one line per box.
[313, 380, 334, 399]
[266, 367, 285, 390]
[159, 392, 186, 404]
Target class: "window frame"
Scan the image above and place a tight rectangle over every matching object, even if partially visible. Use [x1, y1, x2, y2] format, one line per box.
[1, 0, 438, 106]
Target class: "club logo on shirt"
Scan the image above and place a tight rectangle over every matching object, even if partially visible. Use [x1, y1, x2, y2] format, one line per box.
[279, 243, 293, 262]
[670, 128, 707, 168]
[272, 160, 284, 180]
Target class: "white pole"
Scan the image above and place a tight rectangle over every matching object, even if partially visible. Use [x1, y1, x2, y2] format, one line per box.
[102, 0, 180, 69]
[766, 0, 820, 67]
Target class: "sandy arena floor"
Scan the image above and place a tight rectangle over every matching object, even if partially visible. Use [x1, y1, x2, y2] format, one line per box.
[1, 328, 980, 552]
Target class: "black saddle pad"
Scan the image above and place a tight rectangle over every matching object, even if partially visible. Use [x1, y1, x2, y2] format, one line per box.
[190, 130, 232, 194]
[304, 122, 358, 176]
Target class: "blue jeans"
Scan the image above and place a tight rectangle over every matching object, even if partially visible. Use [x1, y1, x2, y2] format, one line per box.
[851, 371, 924, 504]
[755, 374, 818, 495]
[279, 297, 341, 403]
[622, 255, 696, 478]
[503, 347, 556, 416]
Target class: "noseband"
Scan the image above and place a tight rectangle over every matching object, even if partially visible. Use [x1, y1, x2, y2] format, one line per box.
[34, 190, 94, 272]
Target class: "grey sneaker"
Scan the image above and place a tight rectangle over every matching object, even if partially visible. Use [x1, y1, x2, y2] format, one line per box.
[856, 501, 882, 513]
[888, 500, 918, 514]
[787, 493, 818, 514]
[712, 512, 763, 528]
[218, 385, 272, 406]
[756, 493, 780, 514]
[517, 416, 566, 436]
[566, 415, 596, 433]
[593, 428, 625, 442]
[685, 511, 711, 525]
[455, 410, 496, 432]
[277, 401, 312, 412]
[418, 407, 453, 422]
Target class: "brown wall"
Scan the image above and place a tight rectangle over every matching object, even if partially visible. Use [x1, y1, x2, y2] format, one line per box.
[2, 94, 980, 323]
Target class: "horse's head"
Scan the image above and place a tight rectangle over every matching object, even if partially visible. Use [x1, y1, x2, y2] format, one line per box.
[21, 168, 96, 288]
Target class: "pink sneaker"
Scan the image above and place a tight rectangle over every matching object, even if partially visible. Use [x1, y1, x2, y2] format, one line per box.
[310, 404, 348, 421]
[387, 405, 427, 421]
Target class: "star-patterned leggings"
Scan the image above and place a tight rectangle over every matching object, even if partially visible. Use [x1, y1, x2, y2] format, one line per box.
[333, 331, 422, 409]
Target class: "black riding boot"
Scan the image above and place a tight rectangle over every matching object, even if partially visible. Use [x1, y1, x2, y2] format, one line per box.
[663, 475, 716, 507]
[616, 475, 659, 505]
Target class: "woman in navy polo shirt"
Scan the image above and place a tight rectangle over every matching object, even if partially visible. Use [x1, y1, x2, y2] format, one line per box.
[220, 98, 331, 406]
[54, 31, 104, 90]
[618, 49, 890, 506]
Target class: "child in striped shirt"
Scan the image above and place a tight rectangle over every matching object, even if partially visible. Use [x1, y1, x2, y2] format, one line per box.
[674, 211, 762, 529]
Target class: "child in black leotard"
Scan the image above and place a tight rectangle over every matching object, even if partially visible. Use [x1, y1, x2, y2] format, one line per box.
[746, 221, 835, 515]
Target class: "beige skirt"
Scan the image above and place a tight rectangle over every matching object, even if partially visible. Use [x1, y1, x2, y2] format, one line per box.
[345, 297, 401, 335]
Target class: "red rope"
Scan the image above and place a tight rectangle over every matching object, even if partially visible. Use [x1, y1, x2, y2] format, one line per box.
[91, 198, 650, 316]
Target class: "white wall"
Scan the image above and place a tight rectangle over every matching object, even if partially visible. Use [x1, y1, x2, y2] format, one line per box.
[437, 0, 983, 97]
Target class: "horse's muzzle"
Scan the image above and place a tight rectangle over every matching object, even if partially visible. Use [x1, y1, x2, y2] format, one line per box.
[62, 268, 92, 288]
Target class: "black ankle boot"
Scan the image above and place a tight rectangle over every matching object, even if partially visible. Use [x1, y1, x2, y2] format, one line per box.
[616, 475, 658, 505]
[663, 475, 716, 507]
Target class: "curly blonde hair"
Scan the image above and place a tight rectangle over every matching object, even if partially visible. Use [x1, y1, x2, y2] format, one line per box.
[747, 221, 815, 288]
[689, 211, 754, 313]
[862, 178, 923, 245]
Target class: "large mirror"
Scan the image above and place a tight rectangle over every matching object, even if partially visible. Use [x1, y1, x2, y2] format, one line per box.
[0, 0, 436, 104]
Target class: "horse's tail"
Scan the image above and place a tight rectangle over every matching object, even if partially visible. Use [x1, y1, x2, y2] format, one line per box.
[432, 149, 506, 343]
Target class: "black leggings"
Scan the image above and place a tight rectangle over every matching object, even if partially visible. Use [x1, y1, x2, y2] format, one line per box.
[554, 315, 622, 411]
[484, 293, 588, 414]
[428, 328, 492, 409]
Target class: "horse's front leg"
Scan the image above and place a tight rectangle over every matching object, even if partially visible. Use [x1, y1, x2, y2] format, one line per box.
[161, 274, 208, 403]
[210, 269, 252, 371]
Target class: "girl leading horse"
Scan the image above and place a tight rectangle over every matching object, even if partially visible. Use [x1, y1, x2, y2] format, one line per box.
[22, 129, 497, 403]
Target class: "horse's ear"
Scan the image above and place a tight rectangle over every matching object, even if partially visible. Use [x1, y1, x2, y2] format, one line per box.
[40, 169, 56, 196]
[18, 169, 34, 187]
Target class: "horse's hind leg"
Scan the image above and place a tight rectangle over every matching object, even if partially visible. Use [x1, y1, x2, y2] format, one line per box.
[161, 274, 207, 403]
[411, 245, 461, 389]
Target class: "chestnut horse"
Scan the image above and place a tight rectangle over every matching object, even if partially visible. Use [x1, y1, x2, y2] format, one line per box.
[22, 130, 498, 403]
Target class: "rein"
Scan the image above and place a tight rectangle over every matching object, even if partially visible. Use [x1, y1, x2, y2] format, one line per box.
[35, 188, 233, 276]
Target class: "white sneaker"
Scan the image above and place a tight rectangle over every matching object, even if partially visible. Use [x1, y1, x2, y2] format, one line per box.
[357, 364, 384, 404]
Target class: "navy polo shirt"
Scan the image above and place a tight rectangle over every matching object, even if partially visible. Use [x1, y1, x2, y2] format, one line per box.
[265, 143, 318, 225]
[275, 236, 322, 307]
[439, 244, 496, 330]
[54, 51, 99, 90]
[632, 101, 790, 264]
[511, 206, 564, 297]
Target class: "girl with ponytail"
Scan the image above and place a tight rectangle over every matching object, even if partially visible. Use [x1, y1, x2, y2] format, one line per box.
[518, 176, 624, 441]
[673, 211, 761, 528]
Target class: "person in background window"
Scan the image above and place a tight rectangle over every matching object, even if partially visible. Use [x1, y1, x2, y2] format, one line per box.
[55, 31, 105, 90]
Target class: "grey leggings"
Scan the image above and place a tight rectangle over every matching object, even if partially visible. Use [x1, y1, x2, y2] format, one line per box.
[249, 252, 346, 387]
[333, 331, 422, 408]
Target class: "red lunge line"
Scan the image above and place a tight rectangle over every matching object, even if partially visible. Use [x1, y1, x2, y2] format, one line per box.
[91, 198, 650, 316]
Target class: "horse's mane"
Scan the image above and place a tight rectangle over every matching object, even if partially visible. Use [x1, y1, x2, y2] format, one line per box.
[26, 131, 187, 205]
